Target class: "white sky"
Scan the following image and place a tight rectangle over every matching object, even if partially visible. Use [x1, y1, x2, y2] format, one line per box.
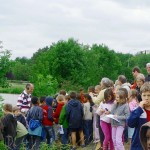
[1, 0, 150, 59]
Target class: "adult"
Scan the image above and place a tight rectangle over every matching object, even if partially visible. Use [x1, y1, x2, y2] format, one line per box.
[131, 66, 141, 89]
[145, 63, 150, 82]
[118, 75, 130, 94]
[17, 83, 34, 114]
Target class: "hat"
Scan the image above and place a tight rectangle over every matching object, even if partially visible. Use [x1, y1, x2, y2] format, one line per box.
[45, 96, 54, 106]
[146, 63, 150, 68]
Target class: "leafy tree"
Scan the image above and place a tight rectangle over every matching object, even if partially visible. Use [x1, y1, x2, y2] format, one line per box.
[0, 49, 11, 87]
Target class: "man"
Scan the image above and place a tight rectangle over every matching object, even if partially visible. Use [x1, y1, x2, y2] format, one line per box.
[145, 63, 150, 82]
[17, 83, 34, 114]
[131, 66, 141, 89]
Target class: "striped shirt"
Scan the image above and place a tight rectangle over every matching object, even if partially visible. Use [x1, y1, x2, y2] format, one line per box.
[17, 90, 31, 113]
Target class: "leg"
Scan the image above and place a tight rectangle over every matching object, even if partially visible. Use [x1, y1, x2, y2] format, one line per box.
[112, 126, 117, 149]
[71, 132, 76, 148]
[61, 128, 69, 145]
[116, 126, 125, 150]
[79, 130, 85, 146]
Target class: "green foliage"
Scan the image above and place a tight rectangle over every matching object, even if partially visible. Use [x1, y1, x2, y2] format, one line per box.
[0, 141, 7, 150]
[32, 74, 58, 97]
[0, 50, 11, 87]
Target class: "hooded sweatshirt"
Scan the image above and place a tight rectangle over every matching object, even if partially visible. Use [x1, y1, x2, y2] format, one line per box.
[66, 99, 83, 129]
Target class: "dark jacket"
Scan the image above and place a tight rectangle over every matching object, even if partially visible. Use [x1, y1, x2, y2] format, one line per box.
[0, 120, 3, 140]
[127, 106, 147, 150]
[140, 122, 150, 150]
[66, 99, 83, 129]
[2, 114, 17, 138]
[15, 114, 26, 127]
[145, 74, 150, 82]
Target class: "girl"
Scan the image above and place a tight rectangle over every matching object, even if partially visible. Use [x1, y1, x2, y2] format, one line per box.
[83, 94, 94, 145]
[128, 89, 139, 143]
[111, 90, 130, 150]
[96, 88, 115, 150]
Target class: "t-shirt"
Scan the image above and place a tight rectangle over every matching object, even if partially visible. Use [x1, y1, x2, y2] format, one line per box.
[145, 109, 150, 122]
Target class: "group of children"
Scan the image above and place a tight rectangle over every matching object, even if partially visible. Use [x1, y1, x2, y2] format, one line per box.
[0, 80, 150, 150]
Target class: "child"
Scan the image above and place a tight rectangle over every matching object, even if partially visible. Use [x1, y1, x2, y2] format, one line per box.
[13, 106, 27, 127]
[128, 89, 139, 143]
[66, 91, 85, 150]
[127, 82, 150, 150]
[96, 88, 115, 150]
[83, 94, 93, 145]
[140, 121, 150, 150]
[53, 94, 65, 141]
[41, 96, 55, 145]
[2, 103, 17, 150]
[39, 96, 46, 107]
[111, 90, 130, 150]
[26, 97, 43, 150]
[59, 95, 70, 145]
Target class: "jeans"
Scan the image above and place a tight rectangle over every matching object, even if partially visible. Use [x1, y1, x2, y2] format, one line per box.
[61, 128, 69, 145]
[83, 120, 93, 145]
[112, 126, 125, 150]
[15, 135, 26, 150]
[100, 120, 114, 150]
[4, 136, 15, 150]
[44, 126, 55, 145]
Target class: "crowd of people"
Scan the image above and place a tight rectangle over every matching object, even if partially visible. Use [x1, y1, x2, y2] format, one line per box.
[0, 63, 150, 150]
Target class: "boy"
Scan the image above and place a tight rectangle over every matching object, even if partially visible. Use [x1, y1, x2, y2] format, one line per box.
[66, 91, 85, 150]
[127, 82, 150, 150]
[2, 103, 17, 150]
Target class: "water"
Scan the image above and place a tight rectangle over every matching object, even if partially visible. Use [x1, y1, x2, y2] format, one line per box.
[0, 93, 19, 106]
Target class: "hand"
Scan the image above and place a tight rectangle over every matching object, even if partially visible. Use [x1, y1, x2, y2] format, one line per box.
[139, 101, 149, 108]
[114, 115, 117, 118]
[100, 108, 105, 113]
[104, 110, 110, 115]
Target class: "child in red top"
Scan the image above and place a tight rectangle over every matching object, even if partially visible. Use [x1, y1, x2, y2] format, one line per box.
[53, 94, 65, 141]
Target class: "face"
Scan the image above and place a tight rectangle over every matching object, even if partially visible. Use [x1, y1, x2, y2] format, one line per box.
[27, 85, 34, 94]
[132, 71, 138, 77]
[141, 91, 150, 108]
[146, 128, 150, 150]
[115, 94, 120, 103]
[95, 88, 100, 94]
[147, 66, 150, 74]
[136, 79, 144, 88]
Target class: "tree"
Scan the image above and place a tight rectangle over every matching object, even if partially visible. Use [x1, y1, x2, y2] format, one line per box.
[0, 49, 11, 87]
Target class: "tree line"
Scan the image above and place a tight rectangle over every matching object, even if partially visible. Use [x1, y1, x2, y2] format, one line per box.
[1, 38, 150, 96]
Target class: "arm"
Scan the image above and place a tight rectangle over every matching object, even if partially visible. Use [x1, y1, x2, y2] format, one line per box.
[38, 108, 43, 122]
[17, 94, 23, 109]
[93, 89, 105, 105]
[59, 106, 66, 125]
[48, 107, 54, 122]
[66, 103, 71, 121]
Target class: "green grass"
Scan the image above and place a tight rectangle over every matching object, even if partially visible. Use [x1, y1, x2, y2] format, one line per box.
[0, 82, 25, 94]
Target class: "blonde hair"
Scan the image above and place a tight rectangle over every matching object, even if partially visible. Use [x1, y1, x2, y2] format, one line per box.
[12, 106, 20, 112]
[56, 94, 65, 102]
[3, 103, 13, 112]
[140, 82, 150, 94]
[136, 73, 145, 82]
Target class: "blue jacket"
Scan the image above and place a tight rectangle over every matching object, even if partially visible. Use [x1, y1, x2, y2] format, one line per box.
[66, 99, 83, 129]
[127, 106, 147, 150]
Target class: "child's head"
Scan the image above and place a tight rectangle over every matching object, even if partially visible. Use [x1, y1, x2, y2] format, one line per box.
[40, 96, 46, 105]
[119, 88, 128, 99]
[12, 106, 20, 116]
[59, 90, 66, 96]
[56, 94, 65, 103]
[31, 97, 39, 105]
[79, 88, 84, 94]
[140, 82, 150, 108]
[69, 91, 77, 99]
[95, 85, 101, 94]
[64, 95, 70, 104]
[140, 122, 150, 150]
[128, 89, 138, 100]
[84, 93, 93, 103]
[104, 88, 115, 103]
[45, 96, 54, 106]
[88, 86, 95, 93]
[115, 90, 127, 104]
[3, 103, 13, 114]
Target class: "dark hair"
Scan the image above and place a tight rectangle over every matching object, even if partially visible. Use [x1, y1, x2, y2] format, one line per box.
[59, 90, 66, 96]
[84, 93, 94, 112]
[88, 86, 95, 93]
[69, 91, 77, 99]
[118, 75, 127, 84]
[132, 66, 141, 73]
[31, 97, 39, 105]
[40, 96, 46, 103]
[104, 88, 115, 103]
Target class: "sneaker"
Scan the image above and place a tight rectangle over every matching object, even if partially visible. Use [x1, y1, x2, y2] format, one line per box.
[71, 147, 77, 150]
[81, 144, 86, 148]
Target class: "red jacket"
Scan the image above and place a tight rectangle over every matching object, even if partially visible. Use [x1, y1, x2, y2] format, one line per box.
[53, 103, 64, 124]
[41, 105, 53, 126]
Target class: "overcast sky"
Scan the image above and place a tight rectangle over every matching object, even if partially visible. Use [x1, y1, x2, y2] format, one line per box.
[1, 0, 150, 59]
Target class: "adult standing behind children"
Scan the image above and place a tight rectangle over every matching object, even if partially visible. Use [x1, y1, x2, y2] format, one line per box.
[17, 83, 34, 114]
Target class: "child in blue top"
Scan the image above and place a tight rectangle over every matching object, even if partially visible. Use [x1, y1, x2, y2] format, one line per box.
[127, 82, 150, 150]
